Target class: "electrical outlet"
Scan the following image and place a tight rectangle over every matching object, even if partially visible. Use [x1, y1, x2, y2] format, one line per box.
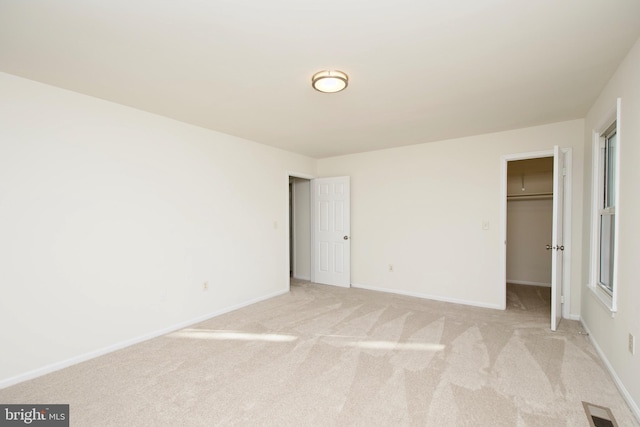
[629, 334, 635, 355]
[388, 264, 394, 272]
[203, 282, 208, 291]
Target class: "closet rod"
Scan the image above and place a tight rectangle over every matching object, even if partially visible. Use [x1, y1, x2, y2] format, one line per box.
[507, 193, 553, 200]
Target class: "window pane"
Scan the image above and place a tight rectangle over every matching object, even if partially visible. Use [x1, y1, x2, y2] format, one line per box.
[599, 214, 615, 291]
[606, 132, 617, 207]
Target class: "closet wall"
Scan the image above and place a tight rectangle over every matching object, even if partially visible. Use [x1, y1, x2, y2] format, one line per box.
[506, 159, 553, 286]
[291, 178, 311, 280]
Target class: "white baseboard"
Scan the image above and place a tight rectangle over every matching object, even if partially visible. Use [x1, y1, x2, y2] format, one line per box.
[580, 320, 640, 423]
[351, 283, 502, 310]
[507, 280, 551, 287]
[0, 288, 289, 390]
[564, 314, 581, 321]
[293, 274, 311, 281]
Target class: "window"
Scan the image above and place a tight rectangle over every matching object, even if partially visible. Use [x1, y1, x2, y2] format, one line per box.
[598, 123, 616, 293]
[590, 99, 620, 313]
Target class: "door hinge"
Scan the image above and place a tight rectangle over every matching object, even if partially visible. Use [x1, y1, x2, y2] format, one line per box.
[562, 167, 567, 176]
[561, 295, 565, 304]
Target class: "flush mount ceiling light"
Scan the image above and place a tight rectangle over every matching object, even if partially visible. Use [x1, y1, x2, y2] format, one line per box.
[311, 70, 348, 93]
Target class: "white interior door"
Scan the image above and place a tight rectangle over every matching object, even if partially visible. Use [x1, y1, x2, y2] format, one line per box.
[311, 176, 350, 287]
[551, 146, 565, 331]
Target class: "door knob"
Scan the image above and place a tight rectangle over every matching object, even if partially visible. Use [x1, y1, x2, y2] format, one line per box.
[546, 244, 552, 250]
[343, 236, 349, 240]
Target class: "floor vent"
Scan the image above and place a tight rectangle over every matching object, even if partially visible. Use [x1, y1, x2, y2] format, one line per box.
[582, 401, 618, 427]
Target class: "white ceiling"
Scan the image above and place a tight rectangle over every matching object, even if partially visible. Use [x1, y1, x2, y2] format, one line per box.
[1, 1, 639, 158]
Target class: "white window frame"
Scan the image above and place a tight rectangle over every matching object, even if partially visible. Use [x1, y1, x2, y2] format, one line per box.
[589, 98, 621, 314]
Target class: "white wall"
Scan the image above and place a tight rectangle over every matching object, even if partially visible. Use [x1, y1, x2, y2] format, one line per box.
[581, 37, 640, 417]
[506, 198, 553, 286]
[0, 72, 315, 386]
[506, 170, 552, 196]
[506, 168, 553, 286]
[292, 178, 311, 280]
[317, 120, 583, 311]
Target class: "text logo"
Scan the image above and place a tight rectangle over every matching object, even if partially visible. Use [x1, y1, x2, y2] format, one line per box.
[0, 405, 68, 427]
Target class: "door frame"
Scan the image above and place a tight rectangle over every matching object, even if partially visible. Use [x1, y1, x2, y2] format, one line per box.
[499, 148, 572, 321]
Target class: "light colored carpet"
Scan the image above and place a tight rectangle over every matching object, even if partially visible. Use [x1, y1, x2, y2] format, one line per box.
[1, 281, 637, 426]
